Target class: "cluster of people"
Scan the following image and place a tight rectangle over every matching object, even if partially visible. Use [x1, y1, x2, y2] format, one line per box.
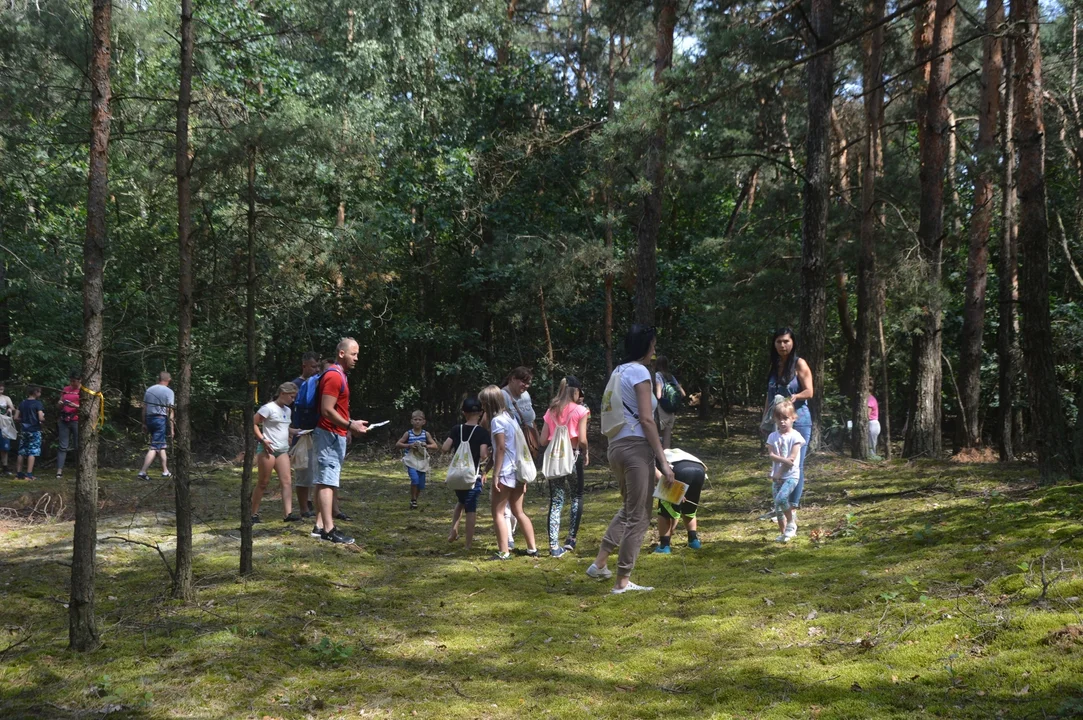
[6, 322, 821, 596]
[227, 328, 713, 595]
[0, 372, 85, 481]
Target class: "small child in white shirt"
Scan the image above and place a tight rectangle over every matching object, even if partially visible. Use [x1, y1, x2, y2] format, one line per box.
[765, 399, 805, 543]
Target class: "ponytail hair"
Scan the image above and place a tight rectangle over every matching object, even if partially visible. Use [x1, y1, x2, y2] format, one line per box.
[547, 377, 581, 419]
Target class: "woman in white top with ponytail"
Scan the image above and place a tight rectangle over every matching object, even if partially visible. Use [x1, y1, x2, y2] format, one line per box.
[588, 325, 674, 593]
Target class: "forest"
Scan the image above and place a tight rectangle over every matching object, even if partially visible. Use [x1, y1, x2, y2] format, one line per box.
[1, 0, 1079, 469]
[2, 0, 1083, 716]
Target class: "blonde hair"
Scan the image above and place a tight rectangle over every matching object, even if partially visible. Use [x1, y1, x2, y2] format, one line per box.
[278, 382, 299, 396]
[547, 378, 579, 419]
[773, 399, 797, 420]
[479, 385, 506, 423]
[411, 409, 426, 421]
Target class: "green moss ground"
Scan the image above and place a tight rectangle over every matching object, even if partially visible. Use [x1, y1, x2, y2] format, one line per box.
[2, 415, 1082, 719]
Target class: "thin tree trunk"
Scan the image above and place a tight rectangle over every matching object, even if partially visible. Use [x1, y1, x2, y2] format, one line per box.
[904, 0, 955, 459]
[69, 0, 111, 651]
[1012, 0, 1075, 481]
[878, 310, 892, 459]
[539, 286, 554, 369]
[998, 42, 1017, 461]
[496, 0, 519, 67]
[633, 0, 677, 326]
[836, 268, 858, 398]
[958, 0, 1003, 450]
[240, 145, 257, 575]
[799, 0, 834, 450]
[853, 0, 885, 460]
[171, 0, 195, 603]
[604, 30, 616, 375]
[0, 258, 9, 382]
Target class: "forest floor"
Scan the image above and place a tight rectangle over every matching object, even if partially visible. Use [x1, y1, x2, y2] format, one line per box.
[2, 411, 1083, 719]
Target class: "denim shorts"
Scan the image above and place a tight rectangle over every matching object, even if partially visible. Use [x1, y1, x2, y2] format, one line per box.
[146, 414, 168, 450]
[455, 477, 484, 513]
[313, 427, 346, 488]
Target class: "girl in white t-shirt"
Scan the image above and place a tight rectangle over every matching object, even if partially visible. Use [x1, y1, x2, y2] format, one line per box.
[251, 382, 300, 523]
[765, 399, 805, 543]
[480, 384, 537, 560]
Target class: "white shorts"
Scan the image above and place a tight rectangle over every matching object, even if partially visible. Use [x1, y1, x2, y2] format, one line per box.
[497, 472, 518, 489]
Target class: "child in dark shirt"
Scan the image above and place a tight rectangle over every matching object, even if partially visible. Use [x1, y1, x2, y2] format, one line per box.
[441, 397, 491, 550]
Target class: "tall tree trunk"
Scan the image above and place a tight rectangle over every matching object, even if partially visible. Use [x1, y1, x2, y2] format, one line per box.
[853, 0, 885, 460]
[171, 0, 196, 601]
[240, 145, 257, 574]
[799, 0, 834, 450]
[1012, 0, 1075, 481]
[958, 0, 1004, 450]
[603, 29, 616, 375]
[69, 0, 111, 651]
[633, 0, 677, 326]
[171, 0, 195, 603]
[904, 0, 955, 459]
[998, 42, 1017, 461]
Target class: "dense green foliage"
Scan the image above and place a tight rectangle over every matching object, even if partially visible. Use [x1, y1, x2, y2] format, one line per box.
[0, 0, 1081, 452]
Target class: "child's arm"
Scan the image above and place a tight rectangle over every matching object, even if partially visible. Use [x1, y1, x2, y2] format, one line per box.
[786, 441, 803, 467]
[425, 433, 440, 452]
[394, 431, 410, 449]
[491, 433, 506, 493]
[479, 444, 490, 483]
[441, 436, 454, 453]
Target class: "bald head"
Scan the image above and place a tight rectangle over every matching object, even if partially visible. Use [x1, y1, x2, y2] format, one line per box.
[335, 337, 360, 371]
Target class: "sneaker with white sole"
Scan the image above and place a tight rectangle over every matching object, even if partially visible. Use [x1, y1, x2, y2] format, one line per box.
[611, 581, 653, 594]
[586, 563, 612, 579]
[784, 522, 797, 539]
[774, 533, 790, 543]
[162, 471, 172, 478]
[310, 524, 323, 538]
[320, 526, 354, 544]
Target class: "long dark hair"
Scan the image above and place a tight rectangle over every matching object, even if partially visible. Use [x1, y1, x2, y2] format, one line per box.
[768, 327, 799, 384]
[622, 324, 656, 363]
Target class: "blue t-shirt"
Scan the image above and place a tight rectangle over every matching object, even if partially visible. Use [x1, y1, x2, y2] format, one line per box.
[19, 398, 44, 432]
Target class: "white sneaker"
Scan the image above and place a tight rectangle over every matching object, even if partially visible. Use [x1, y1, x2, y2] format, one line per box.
[611, 581, 653, 594]
[774, 533, 789, 543]
[586, 563, 613, 579]
[784, 522, 797, 539]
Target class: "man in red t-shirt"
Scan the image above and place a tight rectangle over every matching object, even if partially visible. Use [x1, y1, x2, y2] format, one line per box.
[312, 338, 369, 544]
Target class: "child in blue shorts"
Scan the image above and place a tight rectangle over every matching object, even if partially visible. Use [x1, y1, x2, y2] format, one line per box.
[396, 410, 440, 509]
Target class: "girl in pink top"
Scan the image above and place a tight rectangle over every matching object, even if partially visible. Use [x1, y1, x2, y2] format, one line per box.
[867, 394, 881, 455]
[540, 376, 590, 557]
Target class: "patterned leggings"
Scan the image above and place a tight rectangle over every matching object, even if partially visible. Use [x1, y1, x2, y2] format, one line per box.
[547, 452, 585, 548]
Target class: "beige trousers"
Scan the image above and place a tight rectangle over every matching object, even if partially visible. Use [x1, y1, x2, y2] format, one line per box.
[600, 436, 655, 576]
